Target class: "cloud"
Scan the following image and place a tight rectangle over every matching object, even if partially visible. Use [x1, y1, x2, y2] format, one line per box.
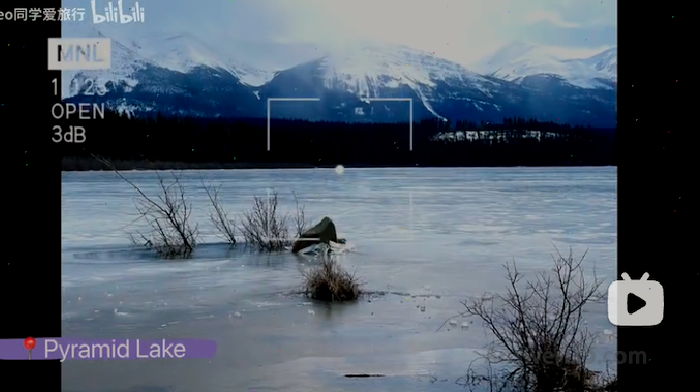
[522, 11, 581, 28]
[541, 45, 616, 59]
[62, 0, 615, 69]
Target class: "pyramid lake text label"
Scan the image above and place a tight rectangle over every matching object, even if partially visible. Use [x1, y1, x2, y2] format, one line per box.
[46, 339, 187, 361]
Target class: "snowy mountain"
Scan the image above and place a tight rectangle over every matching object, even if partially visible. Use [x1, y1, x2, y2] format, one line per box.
[61, 27, 275, 100]
[255, 43, 506, 121]
[570, 47, 617, 80]
[475, 41, 617, 90]
[61, 32, 617, 127]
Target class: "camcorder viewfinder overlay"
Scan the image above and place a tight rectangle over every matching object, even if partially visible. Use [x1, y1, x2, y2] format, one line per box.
[2, 2, 694, 392]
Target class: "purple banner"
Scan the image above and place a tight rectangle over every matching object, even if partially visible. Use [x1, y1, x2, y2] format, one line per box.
[0, 338, 216, 361]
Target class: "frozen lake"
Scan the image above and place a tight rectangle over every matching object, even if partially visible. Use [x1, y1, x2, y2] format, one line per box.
[61, 167, 617, 392]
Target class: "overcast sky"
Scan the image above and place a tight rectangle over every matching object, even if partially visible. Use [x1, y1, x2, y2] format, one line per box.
[64, 0, 616, 68]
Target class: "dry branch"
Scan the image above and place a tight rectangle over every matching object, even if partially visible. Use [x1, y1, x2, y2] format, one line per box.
[239, 190, 290, 251]
[448, 247, 616, 392]
[93, 154, 198, 258]
[201, 180, 236, 245]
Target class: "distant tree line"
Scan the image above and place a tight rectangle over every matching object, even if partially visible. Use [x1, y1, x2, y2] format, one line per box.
[59, 110, 616, 170]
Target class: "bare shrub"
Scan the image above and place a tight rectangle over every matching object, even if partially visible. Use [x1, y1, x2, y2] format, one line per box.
[92, 154, 198, 258]
[457, 356, 513, 392]
[202, 181, 236, 245]
[291, 191, 309, 237]
[300, 257, 362, 301]
[239, 190, 290, 251]
[444, 247, 616, 392]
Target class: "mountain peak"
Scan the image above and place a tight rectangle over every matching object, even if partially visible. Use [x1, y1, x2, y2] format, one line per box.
[323, 41, 428, 59]
[577, 47, 616, 79]
[312, 43, 487, 98]
[476, 42, 616, 89]
[473, 41, 545, 73]
[60, 31, 617, 128]
[500, 40, 536, 51]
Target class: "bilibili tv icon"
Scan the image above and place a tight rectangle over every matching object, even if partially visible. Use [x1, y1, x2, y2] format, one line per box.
[47, 38, 111, 70]
[607, 272, 664, 326]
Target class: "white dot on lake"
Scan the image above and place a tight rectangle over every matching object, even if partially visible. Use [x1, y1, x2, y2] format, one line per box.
[335, 165, 344, 175]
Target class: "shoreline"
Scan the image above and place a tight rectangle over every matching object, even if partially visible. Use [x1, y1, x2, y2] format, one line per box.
[61, 157, 615, 171]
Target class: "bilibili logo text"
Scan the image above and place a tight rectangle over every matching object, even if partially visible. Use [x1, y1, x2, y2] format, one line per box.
[91, 1, 144, 24]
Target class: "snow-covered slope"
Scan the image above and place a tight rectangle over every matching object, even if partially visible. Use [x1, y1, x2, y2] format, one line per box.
[60, 32, 617, 127]
[60, 25, 142, 99]
[308, 43, 501, 118]
[568, 47, 617, 80]
[256, 42, 615, 127]
[473, 41, 550, 75]
[475, 41, 617, 89]
[318, 43, 494, 95]
[61, 27, 275, 99]
[117, 32, 277, 87]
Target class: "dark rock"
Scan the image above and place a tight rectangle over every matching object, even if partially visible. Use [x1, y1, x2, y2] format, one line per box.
[291, 217, 345, 253]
